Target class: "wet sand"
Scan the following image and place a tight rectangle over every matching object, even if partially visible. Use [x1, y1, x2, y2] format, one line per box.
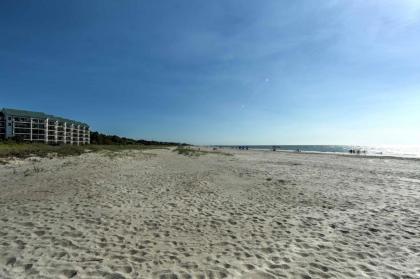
[0, 148, 419, 278]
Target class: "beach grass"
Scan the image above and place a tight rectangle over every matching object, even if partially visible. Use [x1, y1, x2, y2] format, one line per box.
[174, 146, 232, 157]
[0, 143, 167, 159]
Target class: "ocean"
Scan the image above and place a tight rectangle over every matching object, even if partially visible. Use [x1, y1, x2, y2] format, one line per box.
[218, 145, 420, 159]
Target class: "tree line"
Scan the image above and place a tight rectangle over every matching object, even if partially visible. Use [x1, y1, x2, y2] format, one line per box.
[89, 131, 186, 146]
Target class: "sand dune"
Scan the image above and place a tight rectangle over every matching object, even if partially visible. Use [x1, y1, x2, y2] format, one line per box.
[0, 148, 419, 278]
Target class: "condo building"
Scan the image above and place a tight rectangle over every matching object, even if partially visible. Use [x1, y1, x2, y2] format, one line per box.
[0, 108, 90, 145]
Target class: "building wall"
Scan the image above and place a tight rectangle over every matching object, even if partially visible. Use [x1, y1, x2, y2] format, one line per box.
[0, 112, 5, 139]
[4, 114, 14, 138]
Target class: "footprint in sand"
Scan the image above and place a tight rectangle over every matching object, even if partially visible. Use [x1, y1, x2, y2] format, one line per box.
[62, 269, 78, 278]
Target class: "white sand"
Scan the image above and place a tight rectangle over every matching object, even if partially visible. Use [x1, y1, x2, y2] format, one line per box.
[0, 148, 419, 279]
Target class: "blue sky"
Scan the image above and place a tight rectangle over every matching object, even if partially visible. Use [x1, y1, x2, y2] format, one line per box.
[1, 1, 420, 145]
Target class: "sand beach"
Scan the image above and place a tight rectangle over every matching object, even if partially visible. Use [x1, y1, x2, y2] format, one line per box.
[0, 148, 419, 278]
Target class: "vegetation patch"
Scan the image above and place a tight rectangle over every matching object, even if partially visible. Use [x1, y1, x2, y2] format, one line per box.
[174, 146, 232, 157]
[0, 143, 168, 160]
[0, 131, 187, 161]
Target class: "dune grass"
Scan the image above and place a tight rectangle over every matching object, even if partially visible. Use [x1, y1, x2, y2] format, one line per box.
[174, 146, 232, 157]
[0, 143, 167, 160]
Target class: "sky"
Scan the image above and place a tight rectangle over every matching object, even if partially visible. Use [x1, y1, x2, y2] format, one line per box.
[1, 0, 420, 145]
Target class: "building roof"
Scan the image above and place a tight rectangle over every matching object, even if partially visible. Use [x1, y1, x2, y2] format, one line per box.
[1, 108, 89, 127]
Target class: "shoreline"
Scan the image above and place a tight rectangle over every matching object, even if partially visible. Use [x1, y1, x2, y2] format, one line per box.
[214, 146, 420, 162]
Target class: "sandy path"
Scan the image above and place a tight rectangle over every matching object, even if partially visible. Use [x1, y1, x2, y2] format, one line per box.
[0, 149, 419, 278]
